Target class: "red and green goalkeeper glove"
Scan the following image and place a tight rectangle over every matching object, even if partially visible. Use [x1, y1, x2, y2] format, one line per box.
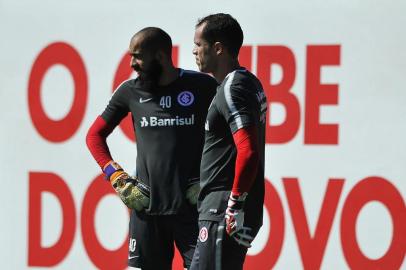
[103, 161, 150, 211]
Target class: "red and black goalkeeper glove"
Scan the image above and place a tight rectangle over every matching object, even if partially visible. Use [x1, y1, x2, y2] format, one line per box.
[225, 192, 254, 248]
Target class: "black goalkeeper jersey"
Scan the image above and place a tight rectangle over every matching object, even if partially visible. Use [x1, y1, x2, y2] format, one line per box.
[101, 69, 217, 215]
[198, 68, 267, 229]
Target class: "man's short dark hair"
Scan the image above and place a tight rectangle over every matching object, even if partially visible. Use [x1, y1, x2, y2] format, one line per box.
[135, 27, 172, 56]
[196, 13, 243, 58]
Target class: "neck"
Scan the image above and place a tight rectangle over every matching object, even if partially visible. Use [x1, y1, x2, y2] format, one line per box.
[212, 57, 240, 83]
[158, 65, 178, 86]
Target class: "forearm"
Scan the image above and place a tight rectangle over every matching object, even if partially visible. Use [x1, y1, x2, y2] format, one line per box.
[86, 115, 115, 169]
[231, 126, 259, 196]
[226, 126, 259, 246]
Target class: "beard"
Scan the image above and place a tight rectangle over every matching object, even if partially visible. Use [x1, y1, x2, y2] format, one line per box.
[133, 59, 163, 85]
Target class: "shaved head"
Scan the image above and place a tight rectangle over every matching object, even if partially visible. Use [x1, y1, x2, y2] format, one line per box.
[131, 27, 172, 56]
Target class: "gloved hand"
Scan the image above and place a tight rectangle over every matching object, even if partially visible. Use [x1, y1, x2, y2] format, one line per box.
[225, 192, 254, 248]
[185, 177, 200, 205]
[104, 161, 150, 211]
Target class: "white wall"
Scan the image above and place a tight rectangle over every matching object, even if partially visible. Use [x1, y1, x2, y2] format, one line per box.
[1, 0, 405, 269]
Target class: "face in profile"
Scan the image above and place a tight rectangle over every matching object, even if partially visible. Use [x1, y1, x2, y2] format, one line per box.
[129, 37, 163, 83]
[133, 57, 162, 83]
[193, 23, 216, 73]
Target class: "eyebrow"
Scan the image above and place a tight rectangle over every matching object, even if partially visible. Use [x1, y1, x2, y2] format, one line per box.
[129, 52, 142, 57]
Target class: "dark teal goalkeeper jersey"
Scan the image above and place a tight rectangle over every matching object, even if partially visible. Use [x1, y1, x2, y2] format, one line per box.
[198, 68, 267, 230]
[101, 69, 217, 215]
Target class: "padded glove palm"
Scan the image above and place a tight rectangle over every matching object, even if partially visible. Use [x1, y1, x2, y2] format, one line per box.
[104, 161, 150, 211]
[225, 192, 254, 248]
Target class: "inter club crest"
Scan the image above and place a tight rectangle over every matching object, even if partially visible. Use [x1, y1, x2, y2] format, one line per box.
[177, 91, 194, 106]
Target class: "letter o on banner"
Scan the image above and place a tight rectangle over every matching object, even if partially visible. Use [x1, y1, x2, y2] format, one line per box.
[341, 176, 406, 270]
[28, 42, 87, 142]
[81, 174, 129, 270]
[244, 179, 285, 269]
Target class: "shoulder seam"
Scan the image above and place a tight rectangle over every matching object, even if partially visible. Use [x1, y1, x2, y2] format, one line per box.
[113, 78, 134, 93]
[223, 72, 244, 129]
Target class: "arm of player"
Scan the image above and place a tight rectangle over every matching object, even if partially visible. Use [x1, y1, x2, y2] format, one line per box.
[86, 116, 115, 169]
[231, 125, 259, 196]
[86, 116, 150, 211]
[225, 126, 259, 247]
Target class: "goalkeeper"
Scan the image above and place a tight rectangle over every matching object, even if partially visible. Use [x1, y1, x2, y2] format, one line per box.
[86, 27, 217, 270]
[190, 14, 267, 270]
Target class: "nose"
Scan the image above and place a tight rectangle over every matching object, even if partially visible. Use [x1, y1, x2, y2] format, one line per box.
[192, 46, 197, 55]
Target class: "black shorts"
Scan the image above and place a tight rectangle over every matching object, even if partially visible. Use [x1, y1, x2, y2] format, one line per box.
[190, 220, 259, 270]
[128, 209, 198, 270]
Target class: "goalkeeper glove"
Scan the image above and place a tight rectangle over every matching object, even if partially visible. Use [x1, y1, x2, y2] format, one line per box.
[103, 161, 150, 211]
[225, 192, 254, 248]
[185, 177, 200, 205]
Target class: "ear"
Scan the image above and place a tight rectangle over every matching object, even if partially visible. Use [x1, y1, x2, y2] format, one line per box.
[155, 50, 166, 63]
[213, 42, 223, 56]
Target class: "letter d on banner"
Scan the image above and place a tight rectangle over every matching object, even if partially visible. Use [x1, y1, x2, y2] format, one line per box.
[28, 172, 76, 266]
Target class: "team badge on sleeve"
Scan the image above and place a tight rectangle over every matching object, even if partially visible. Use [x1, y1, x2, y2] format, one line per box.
[177, 91, 194, 106]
